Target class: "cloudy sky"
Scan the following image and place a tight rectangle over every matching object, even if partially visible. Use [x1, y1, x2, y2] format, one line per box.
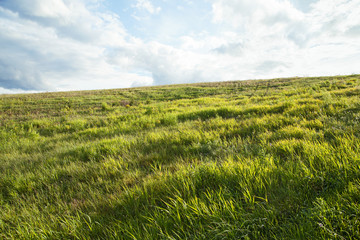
[0, 0, 359, 93]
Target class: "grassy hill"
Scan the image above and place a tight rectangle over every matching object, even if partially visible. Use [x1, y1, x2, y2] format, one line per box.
[0, 75, 359, 239]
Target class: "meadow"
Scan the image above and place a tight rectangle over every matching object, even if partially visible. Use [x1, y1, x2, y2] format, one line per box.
[0, 75, 359, 239]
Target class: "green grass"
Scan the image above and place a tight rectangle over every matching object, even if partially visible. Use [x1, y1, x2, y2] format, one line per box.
[0, 75, 359, 239]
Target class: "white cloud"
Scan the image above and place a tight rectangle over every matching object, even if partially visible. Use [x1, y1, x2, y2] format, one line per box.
[211, 0, 303, 28]
[308, 0, 360, 36]
[0, 0, 152, 92]
[1, 0, 129, 43]
[206, 0, 360, 78]
[0, 0, 359, 93]
[132, 0, 161, 15]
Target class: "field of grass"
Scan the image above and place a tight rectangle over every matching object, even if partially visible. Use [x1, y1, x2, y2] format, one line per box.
[0, 75, 359, 239]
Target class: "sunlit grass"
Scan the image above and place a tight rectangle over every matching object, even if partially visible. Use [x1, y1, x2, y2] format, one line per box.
[0, 75, 359, 239]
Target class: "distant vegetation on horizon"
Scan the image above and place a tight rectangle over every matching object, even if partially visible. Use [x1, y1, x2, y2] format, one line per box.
[0, 75, 359, 239]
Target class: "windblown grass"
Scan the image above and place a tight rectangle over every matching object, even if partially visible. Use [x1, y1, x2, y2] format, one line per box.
[0, 75, 359, 239]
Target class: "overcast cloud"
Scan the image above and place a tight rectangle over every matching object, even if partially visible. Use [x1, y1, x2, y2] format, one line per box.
[0, 0, 359, 93]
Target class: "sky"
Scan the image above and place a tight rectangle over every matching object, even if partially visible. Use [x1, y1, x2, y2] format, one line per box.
[0, 0, 359, 94]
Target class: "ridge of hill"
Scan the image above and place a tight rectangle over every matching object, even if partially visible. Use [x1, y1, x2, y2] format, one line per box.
[0, 75, 359, 239]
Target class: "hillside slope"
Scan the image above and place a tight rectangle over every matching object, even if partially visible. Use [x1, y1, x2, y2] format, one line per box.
[0, 75, 359, 239]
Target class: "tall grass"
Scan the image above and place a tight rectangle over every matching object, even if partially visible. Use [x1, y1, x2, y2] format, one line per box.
[0, 75, 359, 239]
